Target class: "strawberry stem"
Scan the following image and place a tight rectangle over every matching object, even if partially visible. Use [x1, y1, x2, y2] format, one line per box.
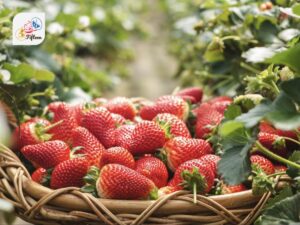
[267, 171, 286, 178]
[255, 141, 300, 169]
[43, 120, 64, 132]
[282, 137, 300, 146]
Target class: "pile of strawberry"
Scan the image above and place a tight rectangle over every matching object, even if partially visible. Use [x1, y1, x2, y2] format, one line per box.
[12, 87, 287, 200]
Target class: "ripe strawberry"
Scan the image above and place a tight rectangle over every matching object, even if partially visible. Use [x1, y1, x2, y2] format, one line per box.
[195, 103, 224, 139]
[206, 96, 232, 104]
[140, 95, 189, 121]
[135, 156, 168, 188]
[105, 97, 136, 120]
[259, 121, 277, 134]
[111, 113, 126, 127]
[129, 121, 166, 155]
[210, 100, 232, 114]
[50, 158, 89, 189]
[153, 113, 191, 140]
[12, 118, 51, 150]
[99, 147, 135, 169]
[163, 137, 212, 171]
[21, 140, 70, 169]
[114, 124, 135, 149]
[172, 159, 215, 195]
[48, 102, 78, 145]
[96, 164, 157, 200]
[258, 132, 287, 157]
[71, 103, 84, 124]
[274, 164, 287, 172]
[81, 107, 116, 148]
[221, 183, 246, 194]
[199, 154, 221, 176]
[158, 185, 180, 197]
[178, 95, 197, 104]
[250, 155, 275, 175]
[31, 168, 49, 185]
[72, 127, 105, 167]
[176, 87, 203, 103]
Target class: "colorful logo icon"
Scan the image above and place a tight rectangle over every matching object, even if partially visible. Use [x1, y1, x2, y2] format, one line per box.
[13, 13, 45, 45]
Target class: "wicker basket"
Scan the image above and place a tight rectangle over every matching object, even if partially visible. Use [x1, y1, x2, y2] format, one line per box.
[0, 102, 273, 225]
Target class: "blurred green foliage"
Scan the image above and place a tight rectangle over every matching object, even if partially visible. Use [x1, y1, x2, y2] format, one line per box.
[161, 0, 300, 96]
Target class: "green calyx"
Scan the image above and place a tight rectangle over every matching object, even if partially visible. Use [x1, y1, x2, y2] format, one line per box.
[273, 136, 286, 150]
[81, 166, 100, 197]
[251, 164, 275, 196]
[34, 120, 64, 141]
[149, 187, 158, 200]
[156, 119, 172, 140]
[180, 167, 207, 204]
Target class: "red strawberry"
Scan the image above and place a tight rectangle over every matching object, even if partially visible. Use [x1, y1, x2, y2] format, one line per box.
[129, 121, 166, 155]
[274, 164, 287, 172]
[259, 121, 277, 134]
[163, 137, 212, 171]
[210, 100, 232, 114]
[172, 159, 215, 195]
[176, 87, 203, 103]
[140, 95, 189, 121]
[195, 103, 224, 139]
[99, 147, 135, 169]
[114, 124, 135, 149]
[250, 155, 275, 175]
[221, 183, 246, 194]
[105, 97, 136, 120]
[206, 96, 232, 104]
[48, 102, 78, 145]
[21, 140, 70, 169]
[153, 113, 191, 140]
[31, 168, 49, 185]
[50, 158, 89, 189]
[81, 107, 116, 148]
[135, 156, 168, 188]
[258, 132, 287, 157]
[72, 127, 105, 167]
[71, 103, 84, 124]
[199, 154, 221, 176]
[12, 118, 51, 150]
[111, 113, 126, 127]
[96, 164, 157, 200]
[178, 95, 197, 104]
[158, 185, 180, 197]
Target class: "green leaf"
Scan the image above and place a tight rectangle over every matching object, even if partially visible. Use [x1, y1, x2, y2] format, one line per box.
[236, 101, 272, 128]
[34, 69, 55, 82]
[292, 4, 300, 16]
[255, 193, 300, 225]
[267, 44, 300, 73]
[281, 78, 300, 105]
[286, 151, 300, 178]
[224, 104, 242, 120]
[264, 186, 293, 209]
[217, 121, 254, 185]
[204, 37, 224, 62]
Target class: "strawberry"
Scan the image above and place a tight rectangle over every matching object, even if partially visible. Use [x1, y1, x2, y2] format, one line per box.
[163, 137, 212, 171]
[274, 164, 287, 172]
[128, 121, 166, 155]
[178, 95, 197, 104]
[195, 103, 223, 139]
[99, 147, 135, 169]
[114, 124, 135, 149]
[93, 98, 108, 106]
[210, 100, 232, 114]
[206, 96, 232, 104]
[31, 168, 50, 185]
[220, 183, 246, 194]
[12, 118, 51, 150]
[250, 155, 275, 175]
[258, 132, 288, 157]
[111, 113, 126, 127]
[104, 97, 136, 120]
[81, 107, 116, 148]
[140, 95, 189, 121]
[96, 164, 157, 200]
[199, 154, 220, 176]
[176, 87, 203, 103]
[158, 185, 180, 197]
[50, 158, 89, 189]
[21, 140, 70, 169]
[153, 113, 191, 140]
[72, 127, 105, 167]
[135, 156, 168, 188]
[172, 159, 215, 197]
[48, 102, 78, 145]
[71, 103, 85, 124]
